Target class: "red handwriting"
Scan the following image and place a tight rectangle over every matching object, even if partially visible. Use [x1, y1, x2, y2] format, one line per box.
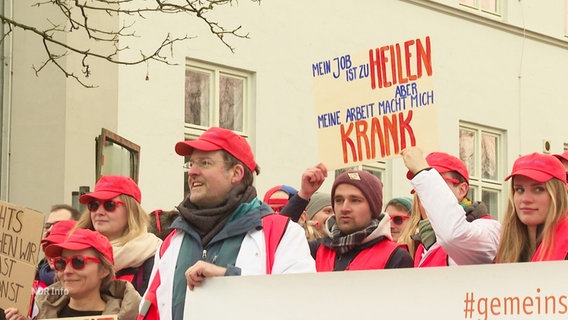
[368, 36, 432, 89]
[340, 111, 416, 163]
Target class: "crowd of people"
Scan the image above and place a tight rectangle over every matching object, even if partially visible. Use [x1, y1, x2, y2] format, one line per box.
[4, 126, 568, 320]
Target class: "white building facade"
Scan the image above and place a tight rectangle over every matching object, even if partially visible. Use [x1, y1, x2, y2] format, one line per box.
[1, 0, 567, 218]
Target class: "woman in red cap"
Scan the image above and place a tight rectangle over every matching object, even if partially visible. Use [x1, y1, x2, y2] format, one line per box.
[496, 152, 568, 262]
[75, 175, 162, 295]
[5, 229, 140, 319]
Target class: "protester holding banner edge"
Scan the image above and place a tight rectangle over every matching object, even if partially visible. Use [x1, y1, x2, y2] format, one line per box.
[139, 127, 315, 320]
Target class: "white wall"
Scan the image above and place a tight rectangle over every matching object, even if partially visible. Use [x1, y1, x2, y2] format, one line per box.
[5, 0, 568, 214]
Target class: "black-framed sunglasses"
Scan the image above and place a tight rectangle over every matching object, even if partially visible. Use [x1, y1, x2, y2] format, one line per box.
[52, 255, 102, 271]
[87, 199, 125, 212]
[391, 215, 410, 226]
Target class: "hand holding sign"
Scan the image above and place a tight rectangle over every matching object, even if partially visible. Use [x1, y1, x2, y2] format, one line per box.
[401, 147, 430, 176]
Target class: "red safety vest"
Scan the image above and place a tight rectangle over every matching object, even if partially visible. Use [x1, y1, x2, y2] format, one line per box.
[315, 239, 400, 271]
[414, 215, 495, 267]
[413, 243, 448, 267]
[137, 213, 290, 320]
[532, 217, 568, 261]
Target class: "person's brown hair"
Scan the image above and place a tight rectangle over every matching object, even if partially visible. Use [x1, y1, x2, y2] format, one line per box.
[221, 150, 260, 186]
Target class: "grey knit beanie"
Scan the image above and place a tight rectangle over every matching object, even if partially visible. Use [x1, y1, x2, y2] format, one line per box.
[306, 193, 332, 219]
[331, 170, 383, 219]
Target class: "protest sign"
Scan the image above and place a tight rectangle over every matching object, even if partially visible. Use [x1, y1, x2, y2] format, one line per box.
[312, 36, 438, 169]
[0, 201, 44, 313]
[186, 260, 568, 320]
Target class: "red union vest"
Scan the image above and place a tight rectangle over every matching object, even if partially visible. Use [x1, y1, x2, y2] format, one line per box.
[414, 215, 495, 267]
[315, 239, 400, 271]
[532, 217, 568, 261]
[137, 213, 289, 320]
[413, 243, 448, 267]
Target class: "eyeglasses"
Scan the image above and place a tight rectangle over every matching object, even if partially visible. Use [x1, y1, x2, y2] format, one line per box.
[87, 199, 125, 212]
[53, 255, 102, 271]
[183, 158, 226, 171]
[44, 222, 55, 230]
[390, 215, 410, 226]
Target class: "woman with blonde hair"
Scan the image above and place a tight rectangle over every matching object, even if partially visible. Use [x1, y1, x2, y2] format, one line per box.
[396, 195, 422, 257]
[496, 152, 568, 263]
[76, 175, 162, 294]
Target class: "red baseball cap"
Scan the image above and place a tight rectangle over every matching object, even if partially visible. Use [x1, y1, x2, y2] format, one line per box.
[505, 152, 567, 184]
[41, 220, 77, 249]
[79, 175, 141, 204]
[553, 150, 568, 163]
[263, 185, 298, 212]
[175, 127, 257, 173]
[45, 228, 114, 264]
[406, 152, 469, 184]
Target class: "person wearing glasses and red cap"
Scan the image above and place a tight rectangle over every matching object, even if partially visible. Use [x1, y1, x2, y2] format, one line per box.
[140, 127, 314, 320]
[496, 153, 568, 262]
[75, 175, 162, 296]
[4, 229, 141, 320]
[401, 147, 501, 267]
[384, 197, 413, 242]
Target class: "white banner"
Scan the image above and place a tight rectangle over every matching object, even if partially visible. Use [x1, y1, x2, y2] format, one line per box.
[186, 261, 568, 320]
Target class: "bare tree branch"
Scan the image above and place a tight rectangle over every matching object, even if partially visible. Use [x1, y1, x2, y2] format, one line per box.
[1, 0, 260, 87]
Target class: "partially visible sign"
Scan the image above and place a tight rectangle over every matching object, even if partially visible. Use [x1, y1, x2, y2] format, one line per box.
[312, 36, 438, 169]
[186, 261, 568, 320]
[0, 201, 44, 313]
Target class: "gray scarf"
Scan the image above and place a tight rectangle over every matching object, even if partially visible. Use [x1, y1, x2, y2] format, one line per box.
[177, 184, 257, 246]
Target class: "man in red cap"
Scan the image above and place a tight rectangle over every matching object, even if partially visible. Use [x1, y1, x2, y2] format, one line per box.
[401, 147, 501, 267]
[142, 127, 315, 320]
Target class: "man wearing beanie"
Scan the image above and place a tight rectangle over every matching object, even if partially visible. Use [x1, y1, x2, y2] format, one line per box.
[311, 170, 413, 271]
[401, 147, 501, 267]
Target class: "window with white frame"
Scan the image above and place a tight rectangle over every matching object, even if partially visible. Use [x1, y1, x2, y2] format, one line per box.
[185, 59, 251, 135]
[459, 122, 505, 219]
[184, 59, 254, 196]
[459, 0, 500, 15]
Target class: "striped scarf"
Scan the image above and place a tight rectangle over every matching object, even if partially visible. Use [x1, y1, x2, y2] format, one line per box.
[329, 216, 380, 255]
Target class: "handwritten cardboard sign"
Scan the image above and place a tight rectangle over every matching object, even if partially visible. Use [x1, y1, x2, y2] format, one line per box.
[0, 201, 44, 313]
[312, 36, 439, 170]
